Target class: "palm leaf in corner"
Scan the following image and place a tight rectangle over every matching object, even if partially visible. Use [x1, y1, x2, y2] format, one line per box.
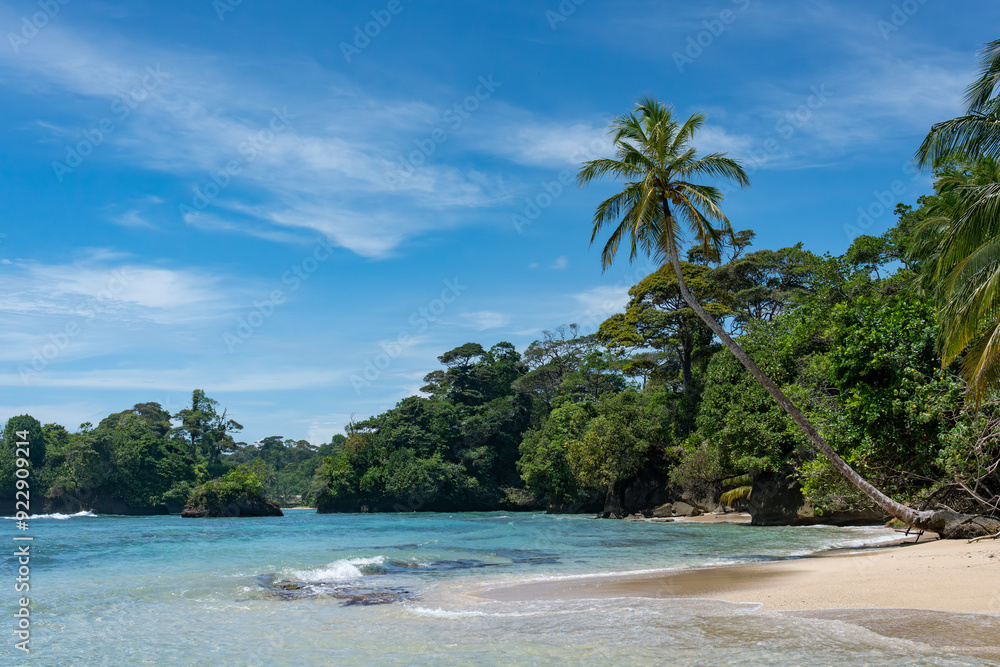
[719, 474, 752, 506]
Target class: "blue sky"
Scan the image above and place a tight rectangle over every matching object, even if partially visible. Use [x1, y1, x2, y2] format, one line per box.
[1, 0, 997, 444]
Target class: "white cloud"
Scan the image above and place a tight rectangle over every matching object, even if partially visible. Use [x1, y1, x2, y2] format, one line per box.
[459, 310, 510, 331]
[0, 367, 347, 392]
[694, 125, 757, 157]
[0, 25, 506, 258]
[551, 255, 568, 270]
[111, 209, 156, 230]
[571, 285, 631, 330]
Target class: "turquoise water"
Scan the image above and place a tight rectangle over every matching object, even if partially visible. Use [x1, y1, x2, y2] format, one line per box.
[1, 511, 995, 665]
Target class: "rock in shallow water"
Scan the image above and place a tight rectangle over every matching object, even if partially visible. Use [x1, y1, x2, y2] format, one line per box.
[258, 577, 419, 606]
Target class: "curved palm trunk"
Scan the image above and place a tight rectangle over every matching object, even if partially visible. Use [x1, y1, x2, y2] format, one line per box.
[662, 223, 997, 537]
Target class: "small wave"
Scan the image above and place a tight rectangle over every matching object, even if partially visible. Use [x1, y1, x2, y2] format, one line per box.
[285, 556, 386, 582]
[406, 606, 548, 619]
[1, 510, 96, 520]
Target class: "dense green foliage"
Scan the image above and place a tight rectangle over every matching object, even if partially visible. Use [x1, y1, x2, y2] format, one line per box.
[0, 392, 338, 514]
[186, 460, 272, 508]
[312, 343, 536, 512]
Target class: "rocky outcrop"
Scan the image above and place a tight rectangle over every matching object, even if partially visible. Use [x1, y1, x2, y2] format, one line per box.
[747, 471, 803, 525]
[671, 501, 704, 517]
[599, 461, 673, 518]
[181, 492, 283, 518]
[651, 503, 673, 518]
[747, 470, 888, 526]
[546, 497, 604, 514]
[35, 489, 169, 516]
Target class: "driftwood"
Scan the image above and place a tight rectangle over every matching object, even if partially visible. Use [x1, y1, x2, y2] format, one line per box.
[969, 530, 1000, 544]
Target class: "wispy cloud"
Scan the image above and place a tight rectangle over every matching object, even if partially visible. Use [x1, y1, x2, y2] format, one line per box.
[0, 23, 510, 258]
[459, 310, 510, 331]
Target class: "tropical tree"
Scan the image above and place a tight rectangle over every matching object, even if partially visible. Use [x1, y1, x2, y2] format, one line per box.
[915, 39, 1000, 403]
[579, 96, 998, 537]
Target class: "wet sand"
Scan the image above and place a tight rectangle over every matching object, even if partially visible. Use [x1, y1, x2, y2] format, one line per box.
[482, 533, 1000, 661]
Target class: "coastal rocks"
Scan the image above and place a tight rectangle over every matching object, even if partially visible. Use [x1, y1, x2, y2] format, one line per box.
[546, 496, 604, 514]
[652, 503, 674, 518]
[257, 573, 418, 605]
[181, 492, 284, 518]
[265, 581, 418, 606]
[39, 489, 169, 516]
[598, 462, 673, 517]
[796, 506, 887, 526]
[747, 470, 889, 527]
[672, 501, 704, 517]
[747, 471, 803, 526]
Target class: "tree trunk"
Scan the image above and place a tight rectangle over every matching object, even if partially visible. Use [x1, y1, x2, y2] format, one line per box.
[681, 330, 694, 435]
[661, 226, 999, 538]
[603, 481, 624, 518]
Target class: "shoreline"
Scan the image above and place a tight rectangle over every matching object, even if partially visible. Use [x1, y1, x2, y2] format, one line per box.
[479, 531, 1000, 660]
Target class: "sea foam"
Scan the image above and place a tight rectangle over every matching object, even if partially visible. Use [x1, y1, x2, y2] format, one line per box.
[2, 510, 97, 520]
[285, 556, 386, 582]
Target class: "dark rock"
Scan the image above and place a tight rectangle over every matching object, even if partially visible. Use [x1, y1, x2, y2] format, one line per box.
[264, 580, 418, 606]
[611, 461, 672, 515]
[32, 489, 169, 516]
[796, 507, 887, 526]
[546, 496, 604, 514]
[673, 501, 702, 517]
[182, 492, 283, 518]
[652, 503, 674, 518]
[748, 470, 889, 527]
[747, 471, 804, 526]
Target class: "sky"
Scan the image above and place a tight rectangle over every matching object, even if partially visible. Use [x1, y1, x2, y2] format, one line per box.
[1, 0, 997, 445]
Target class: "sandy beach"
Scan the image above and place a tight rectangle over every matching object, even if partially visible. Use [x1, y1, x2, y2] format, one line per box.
[483, 531, 1000, 660]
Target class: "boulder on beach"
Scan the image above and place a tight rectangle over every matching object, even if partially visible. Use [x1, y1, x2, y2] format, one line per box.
[652, 503, 674, 518]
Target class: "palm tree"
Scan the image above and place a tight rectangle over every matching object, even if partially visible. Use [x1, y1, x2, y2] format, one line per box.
[579, 96, 998, 538]
[917, 39, 1000, 166]
[916, 39, 1000, 403]
[911, 158, 1000, 402]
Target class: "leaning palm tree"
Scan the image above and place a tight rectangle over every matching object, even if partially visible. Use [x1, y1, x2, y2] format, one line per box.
[580, 96, 999, 538]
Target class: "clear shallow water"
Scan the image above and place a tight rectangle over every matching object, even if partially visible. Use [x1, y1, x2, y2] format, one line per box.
[1, 511, 995, 665]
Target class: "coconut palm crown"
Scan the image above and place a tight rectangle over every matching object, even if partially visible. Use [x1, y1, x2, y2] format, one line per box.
[578, 96, 750, 269]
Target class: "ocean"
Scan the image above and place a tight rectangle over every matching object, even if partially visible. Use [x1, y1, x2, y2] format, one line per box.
[1, 510, 995, 665]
